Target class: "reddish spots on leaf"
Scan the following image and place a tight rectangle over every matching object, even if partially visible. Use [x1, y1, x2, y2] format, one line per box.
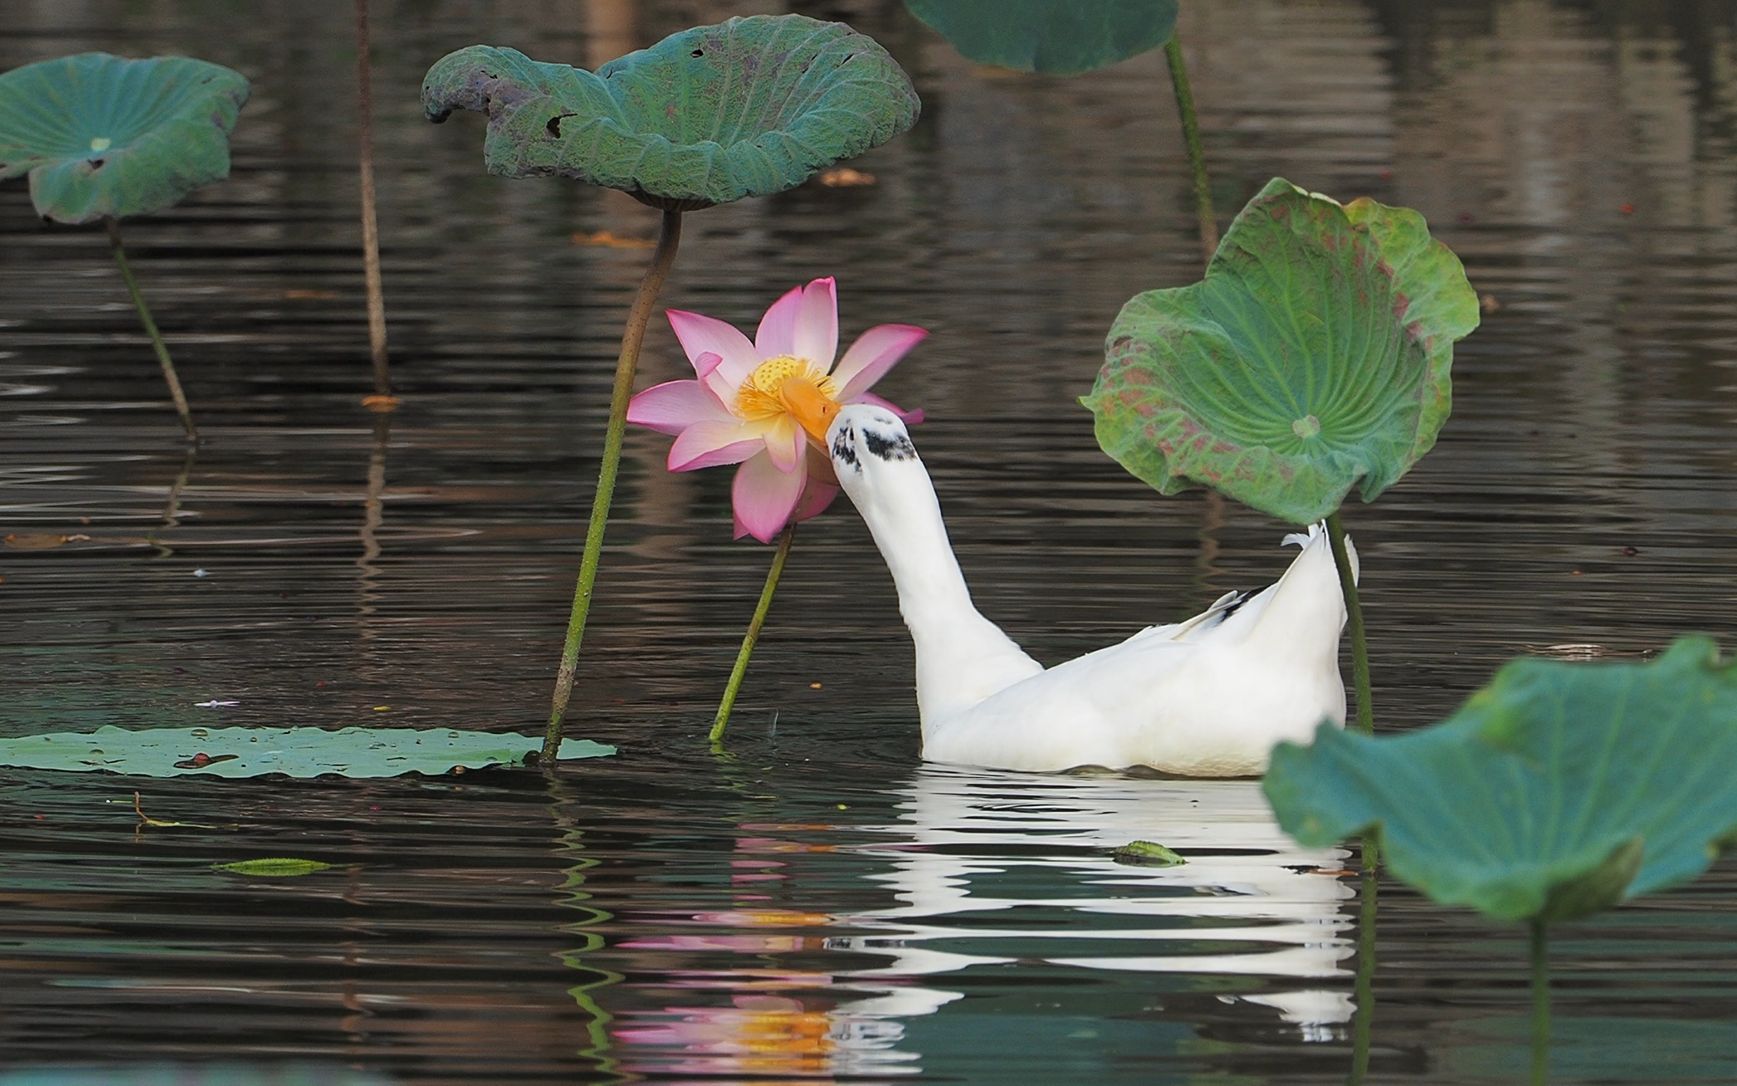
[1392, 290, 1411, 321]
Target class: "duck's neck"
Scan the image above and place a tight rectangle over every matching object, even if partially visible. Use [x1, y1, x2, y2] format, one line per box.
[850, 460, 1042, 734]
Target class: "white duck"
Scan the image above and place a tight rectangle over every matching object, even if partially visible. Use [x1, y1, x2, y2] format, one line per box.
[818, 403, 1356, 776]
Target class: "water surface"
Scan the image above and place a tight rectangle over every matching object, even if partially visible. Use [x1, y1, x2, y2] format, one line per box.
[4, 1, 1737, 1082]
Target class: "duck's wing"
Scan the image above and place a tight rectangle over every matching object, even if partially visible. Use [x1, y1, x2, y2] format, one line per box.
[1118, 588, 1250, 645]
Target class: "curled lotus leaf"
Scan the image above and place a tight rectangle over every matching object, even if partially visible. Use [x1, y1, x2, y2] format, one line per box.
[0, 52, 249, 224]
[905, 0, 1179, 75]
[0, 725, 615, 778]
[1083, 177, 1479, 524]
[1264, 637, 1737, 924]
[421, 14, 920, 211]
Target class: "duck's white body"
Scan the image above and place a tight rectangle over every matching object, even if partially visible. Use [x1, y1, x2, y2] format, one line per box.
[826, 405, 1355, 776]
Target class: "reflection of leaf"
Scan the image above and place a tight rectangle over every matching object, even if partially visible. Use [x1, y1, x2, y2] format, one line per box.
[421, 15, 919, 210]
[906, 0, 1178, 74]
[0, 1069, 392, 1086]
[0, 52, 249, 224]
[214, 858, 337, 877]
[0, 726, 615, 778]
[1084, 177, 1479, 524]
[1264, 638, 1737, 923]
[4, 533, 93, 550]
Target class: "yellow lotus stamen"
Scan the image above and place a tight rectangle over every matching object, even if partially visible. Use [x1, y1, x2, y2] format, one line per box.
[737, 354, 840, 442]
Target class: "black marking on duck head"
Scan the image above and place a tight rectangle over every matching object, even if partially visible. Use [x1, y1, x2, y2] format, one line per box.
[863, 429, 916, 462]
[831, 424, 860, 474]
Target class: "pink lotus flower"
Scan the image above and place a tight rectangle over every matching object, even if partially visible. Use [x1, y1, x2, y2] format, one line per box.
[627, 277, 925, 542]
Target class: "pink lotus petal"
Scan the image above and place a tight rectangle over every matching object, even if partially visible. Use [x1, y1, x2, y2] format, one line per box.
[668, 420, 764, 472]
[755, 277, 838, 368]
[667, 309, 759, 387]
[792, 447, 840, 525]
[852, 391, 925, 426]
[627, 379, 729, 436]
[731, 451, 808, 543]
[793, 472, 840, 523]
[763, 415, 805, 473]
[833, 323, 927, 402]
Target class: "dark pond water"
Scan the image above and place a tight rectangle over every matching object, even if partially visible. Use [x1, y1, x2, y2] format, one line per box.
[5, 1, 1737, 1082]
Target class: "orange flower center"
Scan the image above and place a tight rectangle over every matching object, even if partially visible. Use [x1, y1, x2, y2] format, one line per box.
[736, 354, 840, 442]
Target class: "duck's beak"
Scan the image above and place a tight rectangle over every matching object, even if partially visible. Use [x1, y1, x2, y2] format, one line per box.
[782, 380, 840, 445]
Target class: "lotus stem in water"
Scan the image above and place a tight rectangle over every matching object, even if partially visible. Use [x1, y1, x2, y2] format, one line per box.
[354, 0, 392, 398]
[1163, 33, 1218, 262]
[711, 523, 796, 746]
[543, 208, 684, 764]
[105, 218, 196, 442]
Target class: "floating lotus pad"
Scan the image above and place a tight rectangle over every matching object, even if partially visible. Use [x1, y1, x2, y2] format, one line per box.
[0, 725, 615, 778]
[905, 0, 1178, 75]
[1264, 637, 1737, 923]
[421, 14, 920, 210]
[0, 52, 249, 224]
[1084, 177, 1479, 525]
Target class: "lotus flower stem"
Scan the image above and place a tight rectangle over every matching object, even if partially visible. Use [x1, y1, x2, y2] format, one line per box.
[105, 218, 196, 443]
[1530, 920, 1550, 1085]
[543, 208, 684, 764]
[1325, 512, 1372, 737]
[1162, 34, 1218, 262]
[1346, 858, 1379, 1084]
[711, 523, 796, 746]
[354, 0, 392, 398]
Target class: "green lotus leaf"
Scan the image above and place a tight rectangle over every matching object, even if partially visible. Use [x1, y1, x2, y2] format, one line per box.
[0, 725, 614, 778]
[1083, 177, 1479, 524]
[0, 52, 249, 224]
[421, 14, 920, 211]
[905, 0, 1178, 74]
[213, 858, 337, 877]
[1263, 637, 1737, 923]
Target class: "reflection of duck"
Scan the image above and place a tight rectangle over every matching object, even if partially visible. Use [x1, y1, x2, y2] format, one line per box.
[602, 767, 1356, 1080]
[818, 404, 1356, 775]
[840, 765, 1357, 1034]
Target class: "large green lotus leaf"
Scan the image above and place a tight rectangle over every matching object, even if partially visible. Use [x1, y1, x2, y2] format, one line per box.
[1083, 177, 1479, 524]
[0, 52, 249, 224]
[905, 0, 1178, 74]
[1263, 638, 1737, 923]
[422, 14, 919, 210]
[0, 725, 614, 778]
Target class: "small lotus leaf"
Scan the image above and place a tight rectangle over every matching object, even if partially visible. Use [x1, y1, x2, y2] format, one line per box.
[1083, 177, 1479, 524]
[214, 858, 337, 877]
[422, 14, 920, 211]
[1263, 637, 1737, 923]
[0, 52, 249, 224]
[905, 0, 1178, 74]
[0, 725, 614, 778]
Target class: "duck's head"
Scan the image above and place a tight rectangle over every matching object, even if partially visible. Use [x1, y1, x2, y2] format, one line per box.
[824, 403, 922, 503]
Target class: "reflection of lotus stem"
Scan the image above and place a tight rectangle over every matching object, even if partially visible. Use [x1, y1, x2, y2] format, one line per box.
[1162, 34, 1219, 262]
[1347, 861, 1378, 1084]
[711, 523, 795, 746]
[354, 0, 391, 395]
[1530, 921, 1550, 1085]
[543, 208, 684, 764]
[105, 218, 196, 442]
[1325, 512, 1371, 736]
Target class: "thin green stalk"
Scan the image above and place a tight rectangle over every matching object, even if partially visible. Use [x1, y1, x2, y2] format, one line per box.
[543, 208, 684, 765]
[105, 218, 196, 442]
[1162, 33, 1219, 262]
[1325, 512, 1371, 736]
[1346, 852, 1378, 1085]
[1531, 921, 1550, 1086]
[711, 523, 796, 747]
[354, 0, 391, 396]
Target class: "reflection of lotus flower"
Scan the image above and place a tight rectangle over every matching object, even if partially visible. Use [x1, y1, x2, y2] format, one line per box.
[628, 277, 925, 542]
